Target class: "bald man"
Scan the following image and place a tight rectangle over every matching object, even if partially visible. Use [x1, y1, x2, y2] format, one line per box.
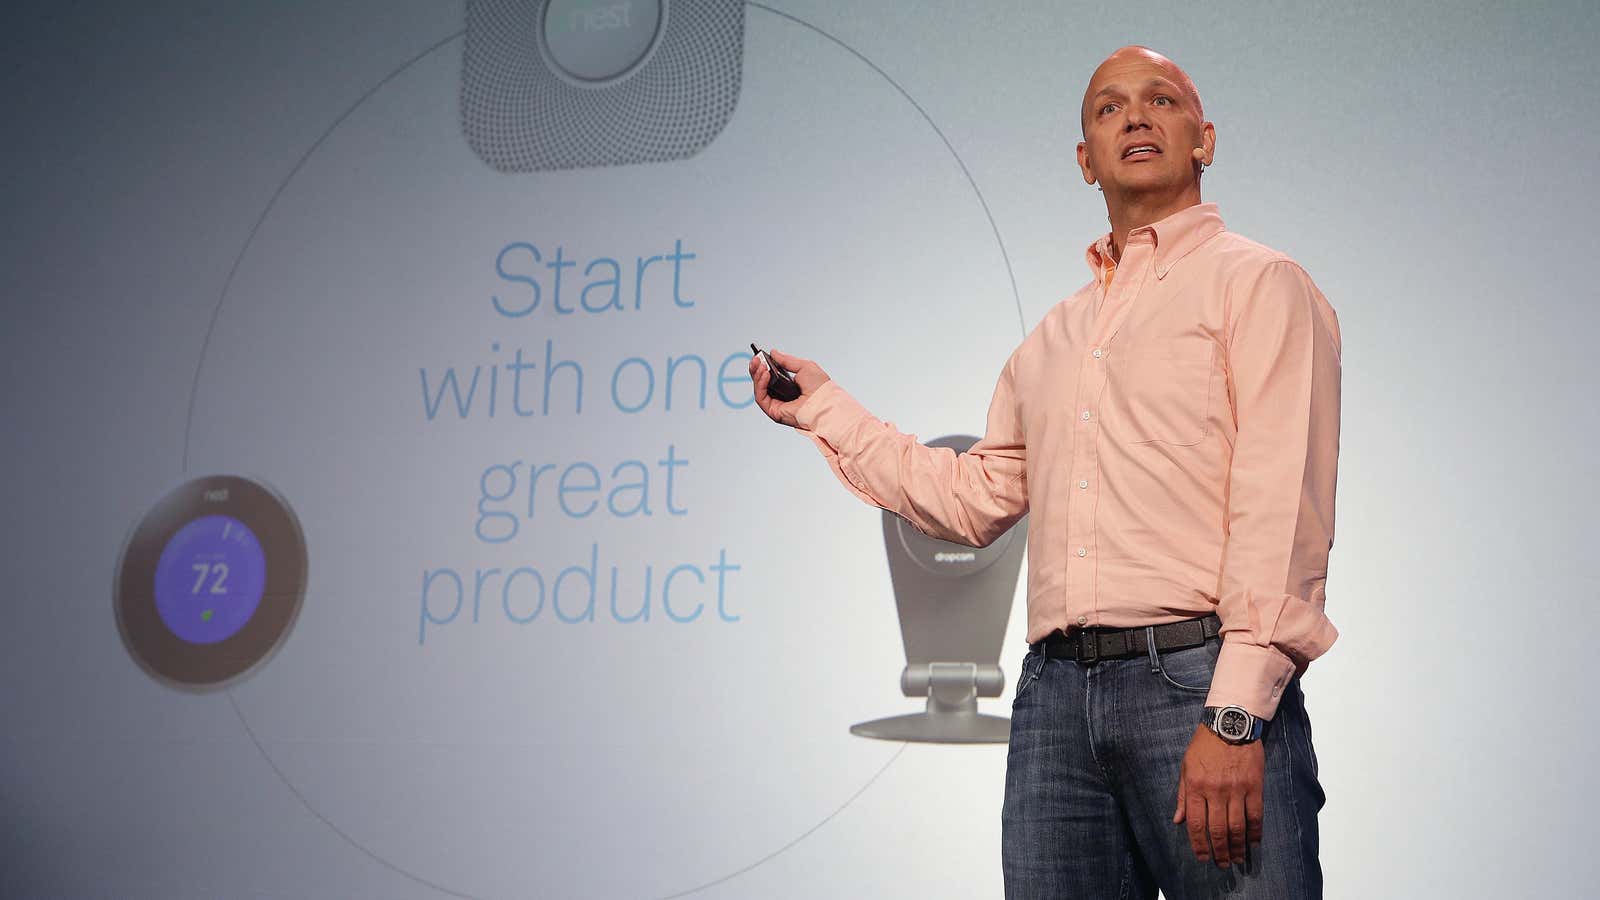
[750, 45, 1338, 898]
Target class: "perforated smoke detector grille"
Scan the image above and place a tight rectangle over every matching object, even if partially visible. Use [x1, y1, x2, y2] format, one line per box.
[462, 0, 745, 172]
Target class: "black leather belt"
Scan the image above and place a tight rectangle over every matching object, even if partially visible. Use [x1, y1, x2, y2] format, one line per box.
[1031, 613, 1222, 664]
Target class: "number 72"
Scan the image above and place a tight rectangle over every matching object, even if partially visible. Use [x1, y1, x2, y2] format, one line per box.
[190, 562, 230, 595]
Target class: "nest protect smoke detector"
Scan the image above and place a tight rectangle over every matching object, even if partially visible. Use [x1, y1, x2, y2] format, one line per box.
[851, 435, 1028, 744]
[461, 0, 745, 171]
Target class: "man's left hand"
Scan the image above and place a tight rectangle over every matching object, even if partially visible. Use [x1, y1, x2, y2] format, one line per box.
[1172, 723, 1264, 868]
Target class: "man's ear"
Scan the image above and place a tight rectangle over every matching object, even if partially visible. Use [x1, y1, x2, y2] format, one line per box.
[1077, 141, 1095, 186]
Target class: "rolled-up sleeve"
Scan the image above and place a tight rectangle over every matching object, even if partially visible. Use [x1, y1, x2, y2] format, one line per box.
[790, 350, 1029, 548]
[1206, 260, 1343, 720]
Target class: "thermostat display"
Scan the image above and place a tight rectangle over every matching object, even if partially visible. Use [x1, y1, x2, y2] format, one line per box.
[115, 475, 307, 689]
[153, 515, 267, 644]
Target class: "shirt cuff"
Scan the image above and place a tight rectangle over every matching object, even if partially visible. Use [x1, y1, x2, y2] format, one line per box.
[793, 379, 865, 438]
[1204, 638, 1297, 721]
[790, 379, 879, 505]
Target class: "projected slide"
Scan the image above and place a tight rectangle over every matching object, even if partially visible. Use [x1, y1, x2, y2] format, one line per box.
[113, 1, 1026, 895]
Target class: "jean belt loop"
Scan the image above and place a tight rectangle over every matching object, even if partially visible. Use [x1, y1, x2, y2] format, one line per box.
[1144, 625, 1160, 673]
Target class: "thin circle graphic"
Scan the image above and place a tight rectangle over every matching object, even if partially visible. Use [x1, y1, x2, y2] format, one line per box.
[115, 475, 307, 689]
[180, 7, 1024, 898]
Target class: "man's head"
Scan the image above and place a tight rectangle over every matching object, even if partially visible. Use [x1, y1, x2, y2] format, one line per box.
[1076, 46, 1214, 203]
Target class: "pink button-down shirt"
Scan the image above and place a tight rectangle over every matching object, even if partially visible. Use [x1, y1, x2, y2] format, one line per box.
[792, 201, 1342, 720]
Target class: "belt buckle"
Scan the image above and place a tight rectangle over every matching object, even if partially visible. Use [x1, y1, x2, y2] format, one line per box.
[1078, 630, 1099, 664]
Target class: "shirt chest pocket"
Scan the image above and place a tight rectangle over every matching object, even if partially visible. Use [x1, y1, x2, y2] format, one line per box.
[1104, 341, 1217, 446]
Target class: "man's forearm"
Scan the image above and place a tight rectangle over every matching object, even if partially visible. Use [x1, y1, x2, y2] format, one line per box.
[793, 376, 1028, 549]
[1205, 259, 1343, 719]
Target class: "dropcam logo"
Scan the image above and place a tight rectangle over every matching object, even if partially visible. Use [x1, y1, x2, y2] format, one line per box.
[933, 551, 978, 564]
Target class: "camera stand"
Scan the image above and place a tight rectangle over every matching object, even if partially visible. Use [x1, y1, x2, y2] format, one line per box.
[849, 662, 1012, 744]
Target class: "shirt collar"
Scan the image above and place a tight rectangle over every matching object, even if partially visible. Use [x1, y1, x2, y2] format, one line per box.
[1084, 201, 1225, 282]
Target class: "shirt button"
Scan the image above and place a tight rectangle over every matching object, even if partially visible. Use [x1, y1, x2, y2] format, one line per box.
[1092, 348, 1103, 359]
[1076, 546, 1087, 557]
[1078, 479, 1088, 489]
[1081, 410, 1091, 421]
[1077, 615, 1088, 625]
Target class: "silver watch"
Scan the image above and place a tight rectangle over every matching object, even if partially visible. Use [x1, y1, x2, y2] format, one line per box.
[1202, 705, 1265, 744]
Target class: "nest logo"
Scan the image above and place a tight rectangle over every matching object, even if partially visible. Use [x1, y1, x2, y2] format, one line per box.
[559, 0, 639, 31]
[542, 0, 661, 83]
[463, 0, 744, 171]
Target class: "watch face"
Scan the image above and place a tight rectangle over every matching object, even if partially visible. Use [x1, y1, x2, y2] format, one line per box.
[115, 475, 307, 689]
[1218, 707, 1251, 740]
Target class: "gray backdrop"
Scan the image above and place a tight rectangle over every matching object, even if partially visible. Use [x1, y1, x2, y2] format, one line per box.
[3, 1, 1596, 897]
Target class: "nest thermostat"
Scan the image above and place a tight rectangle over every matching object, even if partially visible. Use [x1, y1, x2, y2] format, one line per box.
[114, 475, 307, 689]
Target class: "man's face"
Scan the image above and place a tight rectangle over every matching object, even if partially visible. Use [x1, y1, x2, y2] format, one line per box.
[1077, 52, 1211, 198]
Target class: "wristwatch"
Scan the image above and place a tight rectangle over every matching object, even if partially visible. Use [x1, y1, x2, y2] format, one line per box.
[1201, 705, 1265, 744]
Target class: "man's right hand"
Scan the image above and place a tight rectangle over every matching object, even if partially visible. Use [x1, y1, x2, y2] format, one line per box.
[747, 348, 831, 428]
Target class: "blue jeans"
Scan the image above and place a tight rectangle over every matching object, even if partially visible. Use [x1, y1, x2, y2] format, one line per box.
[1001, 634, 1325, 898]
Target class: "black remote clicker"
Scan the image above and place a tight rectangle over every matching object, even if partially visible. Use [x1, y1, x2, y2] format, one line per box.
[751, 343, 802, 402]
